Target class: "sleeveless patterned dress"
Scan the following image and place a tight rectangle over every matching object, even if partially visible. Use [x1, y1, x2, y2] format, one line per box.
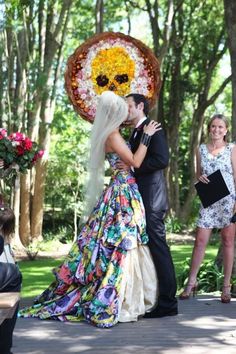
[19, 152, 157, 327]
[197, 143, 236, 229]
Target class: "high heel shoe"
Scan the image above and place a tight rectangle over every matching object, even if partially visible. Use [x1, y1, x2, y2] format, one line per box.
[221, 285, 231, 304]
[179, 282, 198, 300]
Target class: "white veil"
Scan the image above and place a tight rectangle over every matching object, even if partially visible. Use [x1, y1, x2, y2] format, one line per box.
[80, 91, 128, 225]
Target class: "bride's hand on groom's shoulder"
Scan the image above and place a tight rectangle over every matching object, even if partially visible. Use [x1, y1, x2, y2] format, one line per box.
[144, 121, 162, 136]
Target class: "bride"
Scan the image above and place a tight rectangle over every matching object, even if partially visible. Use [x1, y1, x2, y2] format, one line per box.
[19, 91, 159, 327]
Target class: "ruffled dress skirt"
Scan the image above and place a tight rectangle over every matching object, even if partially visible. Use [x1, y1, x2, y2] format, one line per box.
[19, 167, 157, 328]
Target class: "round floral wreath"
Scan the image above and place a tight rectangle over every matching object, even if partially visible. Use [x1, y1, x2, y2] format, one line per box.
[65, 32, 161, 123]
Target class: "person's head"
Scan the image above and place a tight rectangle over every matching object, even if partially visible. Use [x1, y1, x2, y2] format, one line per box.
[80, 91, 128, 224]
[0, 206, 15, 240]
[94, 91, 128, 131]
[126, 94, 149, 125]
[207, 114, 229, 142]
[91, 91, 128, 164]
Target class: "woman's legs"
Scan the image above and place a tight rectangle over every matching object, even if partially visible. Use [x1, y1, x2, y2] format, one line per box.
[187, 227, 212, 284]
[179, 228, 211, 299]
[221, 224, 235, 287]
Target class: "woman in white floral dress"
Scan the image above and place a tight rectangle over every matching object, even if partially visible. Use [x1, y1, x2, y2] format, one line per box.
[180, 114, 236, 303]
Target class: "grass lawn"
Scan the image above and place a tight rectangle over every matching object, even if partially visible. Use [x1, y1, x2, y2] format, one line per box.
[170, 243, 218, 276]
[18, 258, 63, 299]
[18, 243, 219, 299]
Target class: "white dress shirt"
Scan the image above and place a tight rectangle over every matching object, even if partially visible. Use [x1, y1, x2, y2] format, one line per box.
[133, 116, 147, 139]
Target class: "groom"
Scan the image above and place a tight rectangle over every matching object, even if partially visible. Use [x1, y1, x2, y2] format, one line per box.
[125, 93, 178, 318]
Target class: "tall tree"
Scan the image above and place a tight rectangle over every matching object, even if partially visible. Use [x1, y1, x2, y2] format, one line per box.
[128, 0, 230, 220]
[95, 0, 104, 33]
[1, 0, 73, 245]
[223, 0, 236, 278]
[224, 0, 236, 140]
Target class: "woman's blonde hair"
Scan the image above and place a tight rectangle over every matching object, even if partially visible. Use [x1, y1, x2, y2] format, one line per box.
[207, 114, 230, 142]
[80, 91, 128, 224]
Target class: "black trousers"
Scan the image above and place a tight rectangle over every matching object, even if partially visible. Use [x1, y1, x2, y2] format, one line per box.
[0, 303, 19, 354]
[143, 208, 178, 312]
[0, 263, 22, 354]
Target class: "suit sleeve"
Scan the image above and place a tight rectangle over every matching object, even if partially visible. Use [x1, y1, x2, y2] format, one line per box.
[134, 129, 169, 175]
[0, 235, 4, 255]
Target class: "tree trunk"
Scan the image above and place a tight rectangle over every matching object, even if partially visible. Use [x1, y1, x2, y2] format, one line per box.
[19, 173, 31, 246]
[31, 160, 47, 239]
[224, 0, 236, 140]
[165, 6, 184, 216]
[95, 0, 104, 34]
[18, 0, 73, 244]
[222, 0, 236, 279]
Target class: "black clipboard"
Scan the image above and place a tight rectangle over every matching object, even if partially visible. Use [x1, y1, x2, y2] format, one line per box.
[194, 169, 230, 208]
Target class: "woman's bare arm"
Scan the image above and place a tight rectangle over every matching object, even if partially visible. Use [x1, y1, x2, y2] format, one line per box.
[232, 144, 236, 183]
[106, 121, 160, 168]
[196, 147, 209, 183]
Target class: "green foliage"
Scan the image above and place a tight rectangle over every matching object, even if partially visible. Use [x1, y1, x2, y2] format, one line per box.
[0, 134, 15, 165]
[44, 102, 90, 236]
[161, 0, 229, 221]
[2, 0, 232, 233]
[25, 239, 44, 261]
[43, 226, 74, 244]
[170, 243, 218, 287]
[18, 258, 63, 298]
[178, 258, 224, 293]
[165, 215, 183, 233]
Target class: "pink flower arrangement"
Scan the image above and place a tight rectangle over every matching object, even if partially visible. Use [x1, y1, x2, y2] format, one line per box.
[0, 128, 44, 178]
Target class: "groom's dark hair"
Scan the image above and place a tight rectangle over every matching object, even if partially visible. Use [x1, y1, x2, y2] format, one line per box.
[126, 93, 149, 117]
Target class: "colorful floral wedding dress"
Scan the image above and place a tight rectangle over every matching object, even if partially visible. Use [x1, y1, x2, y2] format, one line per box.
[19, 152, 157, 328]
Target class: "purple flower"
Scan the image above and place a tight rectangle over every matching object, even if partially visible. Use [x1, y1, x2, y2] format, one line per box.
[96, 286, 116, 305]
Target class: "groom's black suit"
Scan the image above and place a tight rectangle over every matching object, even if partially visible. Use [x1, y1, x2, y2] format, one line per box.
[130, 119, 178, 316]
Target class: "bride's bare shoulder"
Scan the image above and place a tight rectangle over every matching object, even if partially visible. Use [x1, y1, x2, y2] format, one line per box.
[107, 129, 121, 141]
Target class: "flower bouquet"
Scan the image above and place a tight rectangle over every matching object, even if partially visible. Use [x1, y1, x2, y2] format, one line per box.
[0, 128, 44, 180]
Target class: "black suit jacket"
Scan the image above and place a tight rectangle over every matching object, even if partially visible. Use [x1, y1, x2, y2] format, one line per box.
[129, 118, 169, 212]
[0, 235, 22, 292]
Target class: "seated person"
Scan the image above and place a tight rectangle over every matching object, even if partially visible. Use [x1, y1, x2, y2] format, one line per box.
[0, 206, 22, 354]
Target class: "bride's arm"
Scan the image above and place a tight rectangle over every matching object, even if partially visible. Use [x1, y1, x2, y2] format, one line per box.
[106, 121, 159, 168]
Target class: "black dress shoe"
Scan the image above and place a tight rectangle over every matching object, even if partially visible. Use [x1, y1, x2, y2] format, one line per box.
[143, 308, 178, 318]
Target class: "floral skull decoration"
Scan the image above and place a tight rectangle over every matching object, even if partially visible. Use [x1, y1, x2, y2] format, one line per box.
[91, 47, 135, 95]
[65, 32, 161, 123]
